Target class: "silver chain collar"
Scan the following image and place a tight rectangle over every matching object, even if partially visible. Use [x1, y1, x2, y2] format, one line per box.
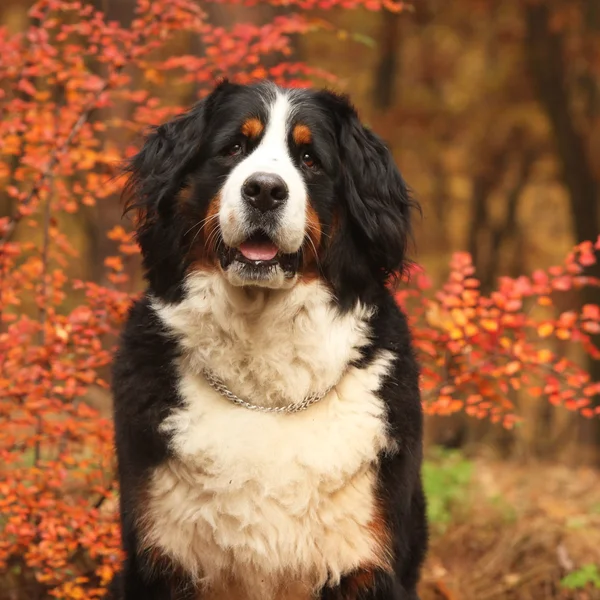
[202, 369, 332, 414]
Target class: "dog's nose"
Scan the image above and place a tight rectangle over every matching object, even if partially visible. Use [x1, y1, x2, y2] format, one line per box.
[242, 173, 288, 213]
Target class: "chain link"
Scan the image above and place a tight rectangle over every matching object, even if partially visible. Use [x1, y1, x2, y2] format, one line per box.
[202, 369, 331, 414]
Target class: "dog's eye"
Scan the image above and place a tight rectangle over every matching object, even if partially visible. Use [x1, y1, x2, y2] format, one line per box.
[302, 151, 317, 169]
[228, 143, 243, 156]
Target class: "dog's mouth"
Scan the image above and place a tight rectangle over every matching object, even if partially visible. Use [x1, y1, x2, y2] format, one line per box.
[237, 231, 280, 264]
[219, 231, 301, 280]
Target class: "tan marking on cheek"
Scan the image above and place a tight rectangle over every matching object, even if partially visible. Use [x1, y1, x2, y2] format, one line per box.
[303, 208, 338, 286]
[306, 203, 322, 249]
[241, 117, 264, 139]
[204, 194, 221, 243]
[293, 123, 312, 146]
[300, 202, 323, 283]
[201, 194, 221, 261]
[186, 194, 221, 273]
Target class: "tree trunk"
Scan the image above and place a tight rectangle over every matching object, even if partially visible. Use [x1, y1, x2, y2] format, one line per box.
[372, 10, 402, 110]
[524, 3, 600, 461]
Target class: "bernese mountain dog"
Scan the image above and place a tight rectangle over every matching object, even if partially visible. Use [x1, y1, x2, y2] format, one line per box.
[111, 80, 427, 600]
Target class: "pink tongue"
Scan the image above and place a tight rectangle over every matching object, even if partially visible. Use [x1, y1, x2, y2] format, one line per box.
[239, 241, 279, 261]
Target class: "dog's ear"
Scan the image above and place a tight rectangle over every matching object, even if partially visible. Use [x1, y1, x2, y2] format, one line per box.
[122, 103, 207, 299]
[121, 80, 237, 299]
[123, 107, 204, 220]
[338, 105, 417, 279]
[123, 79, 237, 221]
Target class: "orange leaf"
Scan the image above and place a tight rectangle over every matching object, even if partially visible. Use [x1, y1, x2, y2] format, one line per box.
[537, 323, 554, 338]
[104, 256, 124, 272]
[505, 361, 520, 375]
[583, 321, 600, 335]
[480, 319, 499, 332]
[528, 386, 543, 398]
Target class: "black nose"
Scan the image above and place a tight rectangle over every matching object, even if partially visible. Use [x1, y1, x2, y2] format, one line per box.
[242, 172, 288, 213]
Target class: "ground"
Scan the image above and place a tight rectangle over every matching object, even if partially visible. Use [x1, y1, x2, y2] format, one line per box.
[419, 451, 600, 600]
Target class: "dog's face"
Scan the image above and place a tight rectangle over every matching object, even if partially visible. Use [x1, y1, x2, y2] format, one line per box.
[125, 81, 415, 304]
[204, 84, 333, 289]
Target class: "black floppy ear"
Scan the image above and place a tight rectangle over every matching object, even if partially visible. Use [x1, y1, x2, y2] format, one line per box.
[339, 109, 416, 278]
[121, 80, 236, 300]
[121, 104, 206, 300]
[123, 102, 208, 222]
[123, 79, 237, 220]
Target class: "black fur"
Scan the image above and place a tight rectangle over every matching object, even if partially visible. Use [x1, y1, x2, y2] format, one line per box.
[112, 80, 427, 600]
[313, 90, 416, 308]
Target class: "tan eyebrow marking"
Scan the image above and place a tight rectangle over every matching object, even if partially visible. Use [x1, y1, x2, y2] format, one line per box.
[241, 118, 264, 139]
[293, 123, 312, 146]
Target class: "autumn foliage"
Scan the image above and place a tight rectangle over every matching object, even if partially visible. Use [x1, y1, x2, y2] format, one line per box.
[398, 241, 600, 427]
[0, 0, 598, 598]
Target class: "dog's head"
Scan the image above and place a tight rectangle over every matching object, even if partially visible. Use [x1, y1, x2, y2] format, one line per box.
[124, 80, 416, 304]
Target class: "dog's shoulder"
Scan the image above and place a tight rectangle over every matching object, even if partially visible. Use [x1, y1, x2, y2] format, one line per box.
[112, 296, 183, 473]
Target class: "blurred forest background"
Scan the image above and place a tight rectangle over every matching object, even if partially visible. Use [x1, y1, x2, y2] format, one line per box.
[1, 0, 600, 598]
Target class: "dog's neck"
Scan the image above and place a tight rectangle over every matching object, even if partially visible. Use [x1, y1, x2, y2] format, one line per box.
[151, 271, 373, 407]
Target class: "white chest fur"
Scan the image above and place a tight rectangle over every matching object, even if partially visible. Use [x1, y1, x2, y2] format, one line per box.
[144, 275, 395, 598]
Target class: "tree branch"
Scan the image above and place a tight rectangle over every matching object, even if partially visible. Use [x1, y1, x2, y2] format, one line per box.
[524, 3, 599, 244]
[0, 77, 117, 249]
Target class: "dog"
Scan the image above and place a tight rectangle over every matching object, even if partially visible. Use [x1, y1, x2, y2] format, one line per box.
[111, 80, 427, 600]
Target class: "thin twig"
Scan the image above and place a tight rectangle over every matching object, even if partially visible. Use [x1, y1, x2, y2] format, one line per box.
[33, 172, 54, 467]
[0, 75, 118, 249]
[0, 6, 161, 251]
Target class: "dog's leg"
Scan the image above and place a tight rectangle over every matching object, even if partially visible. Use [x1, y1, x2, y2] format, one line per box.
[319, 569, 421, 600]
[109, 523, 184, 600]
[115, 555, 172, 600]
